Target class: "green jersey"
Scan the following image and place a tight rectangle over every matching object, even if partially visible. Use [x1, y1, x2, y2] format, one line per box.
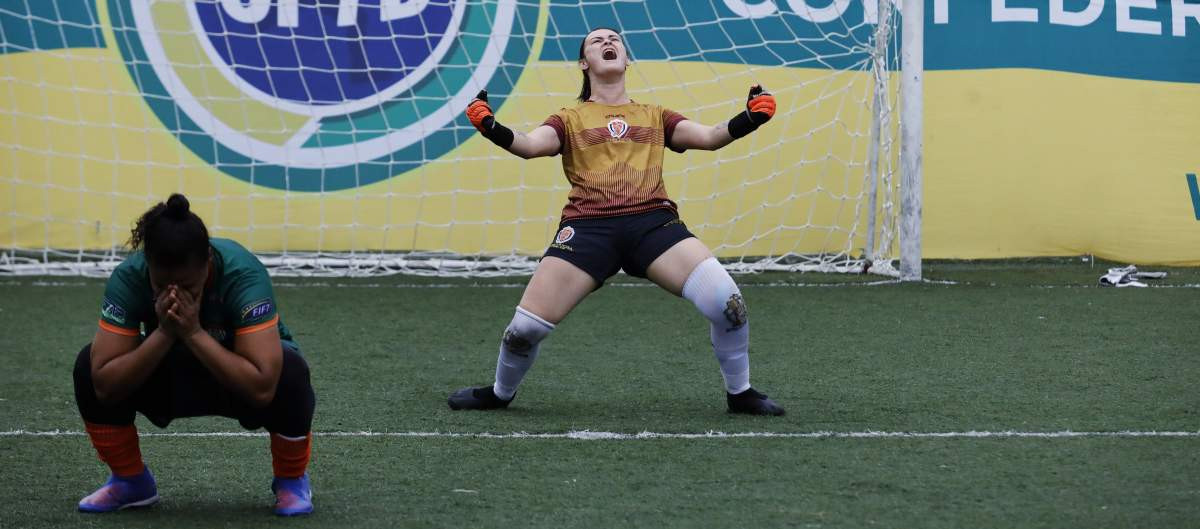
[98, 238, 293, 348]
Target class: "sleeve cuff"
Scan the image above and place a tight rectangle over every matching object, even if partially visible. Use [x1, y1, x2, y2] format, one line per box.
[663, 110, 687, 147]
[98, 320, 139, 336]
[542, 114, 567, 153]
[235, 314, 280, 336]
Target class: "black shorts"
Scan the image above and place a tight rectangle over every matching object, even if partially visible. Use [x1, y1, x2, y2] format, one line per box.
[543, 208, 696, 285]
[73, 341, 315, 437]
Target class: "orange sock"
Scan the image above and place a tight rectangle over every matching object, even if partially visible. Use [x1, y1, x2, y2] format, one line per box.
[270, 432, 312, 479]
[84, 422, 145, 477]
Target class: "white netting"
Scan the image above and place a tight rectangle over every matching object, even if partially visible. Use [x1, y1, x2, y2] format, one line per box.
[0, 0, 905, 277]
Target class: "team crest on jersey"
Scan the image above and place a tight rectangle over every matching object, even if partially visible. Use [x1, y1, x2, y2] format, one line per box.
[101, 298, 126, 325]
[105, 0, 533, 191]
[555, 226, 576, 244]
[607, 118, 630, 139]
[240, 299, 274, 322]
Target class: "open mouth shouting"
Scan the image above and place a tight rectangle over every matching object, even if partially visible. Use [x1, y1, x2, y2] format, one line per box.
[602, 47, 618, 60]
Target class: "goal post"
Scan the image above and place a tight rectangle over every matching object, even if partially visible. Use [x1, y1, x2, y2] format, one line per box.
[0, 0, 922, 279]
[900, 0, 924, 282]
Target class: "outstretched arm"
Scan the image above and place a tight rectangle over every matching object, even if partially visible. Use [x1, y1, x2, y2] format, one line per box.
[466, 90, 562, 159]
[668, 85, 776, 152]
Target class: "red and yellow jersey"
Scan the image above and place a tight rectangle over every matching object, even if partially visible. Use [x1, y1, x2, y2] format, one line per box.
[543, 101, 687, 221]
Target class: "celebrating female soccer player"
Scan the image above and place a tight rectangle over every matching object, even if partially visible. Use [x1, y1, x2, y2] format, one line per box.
[73, 194, 316, 516]
[448, 27, 783, 416]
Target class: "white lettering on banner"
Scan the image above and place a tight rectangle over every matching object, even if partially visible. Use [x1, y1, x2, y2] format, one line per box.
[219, 0, 429, 28]
[722, 0, 778, 19]
[219, 0, 270, 24]
[935, 0, 948, 24]
[1174, 0, 1200, 36]
[720, 0, 1195, 37]
[722, 0, 899, 23]
[1117, 0, 1163, 34]
[337, 0, 359, 26]
[382, 0, 430, 21]
[277, 0, 299, 27]
[786, 0, 852, 23]
[1050, 0, 1104, 26]
[993, 0, 1038, 22]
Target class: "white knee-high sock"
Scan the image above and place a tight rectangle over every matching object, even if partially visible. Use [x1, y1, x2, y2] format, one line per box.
[682, 257, 751, 394]
[493, 306, 555, 400]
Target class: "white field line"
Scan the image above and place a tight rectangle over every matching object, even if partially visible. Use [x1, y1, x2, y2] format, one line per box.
[0, 280, 908, 288]
[1, 429, 1197, 440]
[269, 281, 918, 289]
[5, 280, 1200, 289]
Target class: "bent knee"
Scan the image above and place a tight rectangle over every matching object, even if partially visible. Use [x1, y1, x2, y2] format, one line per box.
[502, 307, 555, 355]
[682, 258, 747, 330]
[271, 348, 314, 403]
[502, 327, 535, 355]
[277, 349, 312, 390]
[720, 291, 748, 330]
[73, 344, 94, 383]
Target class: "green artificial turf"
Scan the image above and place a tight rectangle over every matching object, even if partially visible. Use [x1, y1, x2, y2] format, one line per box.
[1, 262, 1197, 527]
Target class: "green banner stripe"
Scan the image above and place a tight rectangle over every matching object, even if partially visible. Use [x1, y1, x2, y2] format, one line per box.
[0, 0, 104, 54]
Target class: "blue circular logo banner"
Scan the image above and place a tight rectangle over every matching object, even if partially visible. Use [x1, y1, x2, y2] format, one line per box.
[194, 0, 457, 106]
[106, 0, 537, 191]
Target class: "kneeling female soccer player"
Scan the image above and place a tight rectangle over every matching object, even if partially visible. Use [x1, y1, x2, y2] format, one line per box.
[73, 194, 316, 516]
[448, 27, 783, 416]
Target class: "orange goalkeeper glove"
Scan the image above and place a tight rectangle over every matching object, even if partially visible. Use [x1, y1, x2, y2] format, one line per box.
[745, 84, 775, 124]
[465, 90, 514, 148]
[728, 84, 775, 139]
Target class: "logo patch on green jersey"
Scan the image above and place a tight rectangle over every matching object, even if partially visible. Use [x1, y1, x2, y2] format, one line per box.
[240, 299, 274, 323]
[101, 298, 127, 325]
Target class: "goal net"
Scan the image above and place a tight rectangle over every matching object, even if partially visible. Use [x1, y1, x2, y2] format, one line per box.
[0, 0, 915, 277]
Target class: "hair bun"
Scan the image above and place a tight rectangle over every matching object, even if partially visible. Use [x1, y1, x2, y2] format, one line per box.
[164, 193, 190, 220]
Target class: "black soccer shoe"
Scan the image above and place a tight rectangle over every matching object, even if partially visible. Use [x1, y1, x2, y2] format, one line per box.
[727, 387, 785, 416]
[447, 385, 514, 410]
